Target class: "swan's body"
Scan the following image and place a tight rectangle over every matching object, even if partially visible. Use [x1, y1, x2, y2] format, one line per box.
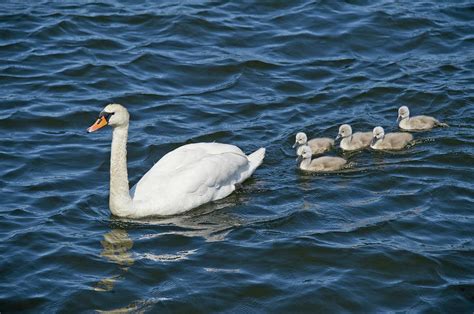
[298, 146, 347, 172]
[130, 143, 265, 217]
[336, 124, 372, 151]
[370, 126, 413, 150]
[293, 132, 334, 156]
[398, 106, 448, 131]
[88, 104, 265, 218]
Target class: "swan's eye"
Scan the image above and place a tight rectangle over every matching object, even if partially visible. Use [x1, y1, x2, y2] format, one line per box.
[99, 111, 115, 122]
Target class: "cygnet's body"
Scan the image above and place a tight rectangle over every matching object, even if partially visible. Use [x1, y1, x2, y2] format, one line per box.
[370, 126, 413, 150]
[298, 145, 347, 172]
[293, 132, 334, 156]
[398, 106, 448, 131]
[336, 124, 372, 151]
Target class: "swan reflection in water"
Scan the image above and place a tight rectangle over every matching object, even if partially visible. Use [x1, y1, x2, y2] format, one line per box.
[93, 192, 248, 296]
[93, 228, 133, 292]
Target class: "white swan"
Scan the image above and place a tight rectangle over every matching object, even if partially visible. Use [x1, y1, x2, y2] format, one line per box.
[398, 106, 448, 131]
[370, 126, 413, 150]
[293, 132, 334, 156]
[87, 104, 265, 218]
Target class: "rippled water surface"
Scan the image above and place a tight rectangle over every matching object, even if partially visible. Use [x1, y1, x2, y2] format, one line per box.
[1, 1, 474, 312]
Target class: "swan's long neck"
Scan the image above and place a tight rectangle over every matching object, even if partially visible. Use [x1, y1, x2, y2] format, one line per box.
[109, 125, 134, 217]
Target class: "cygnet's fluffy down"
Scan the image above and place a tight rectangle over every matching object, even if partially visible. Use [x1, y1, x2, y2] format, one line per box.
[370, 126, 413, 150]
[397, 106, 448, 131]
[293, 132, 334, 155]
[336, 124, 372, 151]
[298, 145, 347, 172]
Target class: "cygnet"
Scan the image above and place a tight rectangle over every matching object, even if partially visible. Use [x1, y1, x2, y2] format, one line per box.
[298, 145, 347, 172]
[370, 126, 413, 150]
[293, 132, 334, 156]
[398, 106, 448, 131]
[336, 124, 372, 151]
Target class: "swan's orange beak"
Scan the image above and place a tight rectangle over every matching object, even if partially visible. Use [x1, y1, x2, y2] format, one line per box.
[87, 116, 108, 133]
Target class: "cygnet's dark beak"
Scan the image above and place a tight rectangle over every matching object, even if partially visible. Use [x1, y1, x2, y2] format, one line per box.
[335, 134, 341, 141]
[371, 136, 377, 146]
[397, 115, 401, 122]
[292, 142, 298, 148]
[296, 155, 302, 163]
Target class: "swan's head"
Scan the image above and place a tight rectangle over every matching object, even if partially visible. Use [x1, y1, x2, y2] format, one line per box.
[397, 106, 410, 122]
[300, 145, 313, 160]
[371, 126, 385, 145]
[336, 124, 352, 140]
[87, 104, 130, 132]
[293, 132, 308, 148]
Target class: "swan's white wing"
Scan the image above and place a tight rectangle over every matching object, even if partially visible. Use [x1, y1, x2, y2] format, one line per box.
[178, 152, 248, 195]
[149, 143, 245, 174]
[130, 143, 246, 199]
[131, 149, 251, 216]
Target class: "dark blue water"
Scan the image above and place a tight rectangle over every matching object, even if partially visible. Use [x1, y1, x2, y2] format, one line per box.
[1, 1, 473, 312]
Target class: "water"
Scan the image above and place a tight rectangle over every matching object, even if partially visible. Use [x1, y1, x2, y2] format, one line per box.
[1, 0, 473, 312]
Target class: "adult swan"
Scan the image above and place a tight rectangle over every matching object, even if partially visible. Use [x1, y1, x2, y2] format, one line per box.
[87, 104, 265, 218]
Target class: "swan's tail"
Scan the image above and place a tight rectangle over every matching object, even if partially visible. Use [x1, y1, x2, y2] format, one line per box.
[247, 147, 266, 175]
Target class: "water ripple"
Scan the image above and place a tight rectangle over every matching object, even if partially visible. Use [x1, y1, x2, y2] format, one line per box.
[0, 0, 473, 312]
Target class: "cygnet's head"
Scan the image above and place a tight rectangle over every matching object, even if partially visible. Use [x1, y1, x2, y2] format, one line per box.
[300, 145, 313, 160]
[397, 106, 410, 122]
[336, 124, 352, 140]
[371, 126, 385, 145]
[293, 132, 308, 148]
[87, 104, 129, 132]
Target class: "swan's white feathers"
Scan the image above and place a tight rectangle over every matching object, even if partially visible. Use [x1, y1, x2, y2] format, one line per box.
[144, 143, 243, 175]
[129, 143, 256, 216]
